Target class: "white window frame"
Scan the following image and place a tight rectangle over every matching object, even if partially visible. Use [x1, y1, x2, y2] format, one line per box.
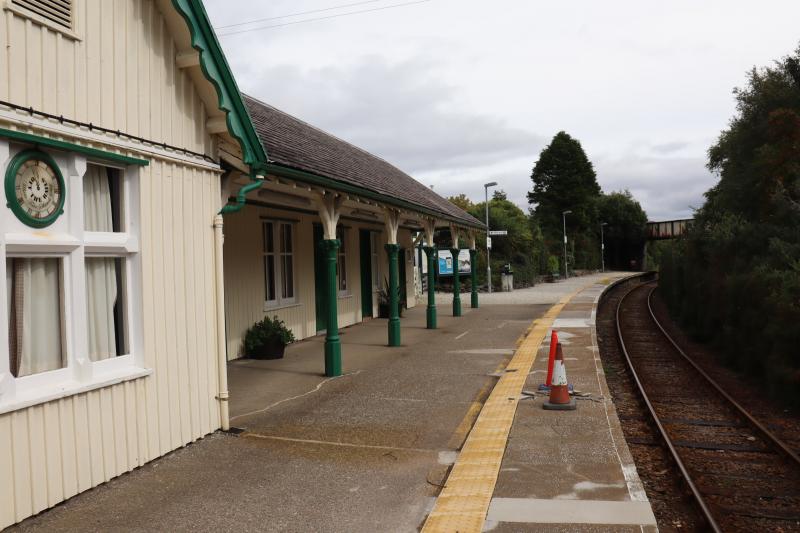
[262, 220, 297, 310]
[0, 142, 146, 414]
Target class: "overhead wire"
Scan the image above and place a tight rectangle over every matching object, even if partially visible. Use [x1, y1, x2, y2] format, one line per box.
[216, 0, 430, 37]
[215, 0, 385, 30]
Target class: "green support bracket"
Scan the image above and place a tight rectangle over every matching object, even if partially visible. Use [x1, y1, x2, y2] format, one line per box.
[320, 239, 342, 376]
[470, 249, 479, 308]
[423, 245, 437, 329]
[451, 248, 462, 317]
[385, 243, 401, 346]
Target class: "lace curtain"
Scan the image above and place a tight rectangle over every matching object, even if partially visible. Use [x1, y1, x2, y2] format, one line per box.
[84, 165, 118, 361]
[6, 258, 63, 377]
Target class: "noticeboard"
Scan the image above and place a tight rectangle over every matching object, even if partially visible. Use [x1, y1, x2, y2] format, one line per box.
[436, 249, 471, 275]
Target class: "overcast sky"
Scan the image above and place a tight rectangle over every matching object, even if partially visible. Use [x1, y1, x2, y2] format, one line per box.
[206, 1, 800, 221]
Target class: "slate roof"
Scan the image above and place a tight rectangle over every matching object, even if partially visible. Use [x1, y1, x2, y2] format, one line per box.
[243, 94, 482, 228]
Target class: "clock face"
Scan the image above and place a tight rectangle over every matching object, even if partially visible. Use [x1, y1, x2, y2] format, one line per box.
[15, 159, 61, 220]
[5, 150, 66, 228]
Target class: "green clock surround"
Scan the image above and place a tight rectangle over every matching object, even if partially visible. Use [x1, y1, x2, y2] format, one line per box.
[4, 149, 66, 228]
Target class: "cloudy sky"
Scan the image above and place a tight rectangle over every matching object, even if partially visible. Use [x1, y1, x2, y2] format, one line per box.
[206, 1, 800, 221]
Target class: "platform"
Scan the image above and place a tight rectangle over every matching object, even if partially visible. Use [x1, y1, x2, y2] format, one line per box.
[423, 274, 658, 532]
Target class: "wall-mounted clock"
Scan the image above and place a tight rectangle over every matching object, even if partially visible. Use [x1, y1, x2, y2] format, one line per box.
[4, 149, 65, 228]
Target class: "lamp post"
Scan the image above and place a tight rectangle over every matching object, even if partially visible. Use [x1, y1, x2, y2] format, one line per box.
[600, 222, 608, 273]
[484, 181, 497, 293]
[562, 210, 572, 279]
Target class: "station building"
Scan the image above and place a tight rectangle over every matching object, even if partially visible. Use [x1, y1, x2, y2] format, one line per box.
[0, 0, 481, 527]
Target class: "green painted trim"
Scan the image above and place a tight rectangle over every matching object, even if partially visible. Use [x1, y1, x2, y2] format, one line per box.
[319, 239, 342, 376]
[0, 128, 148, 166]
[469, 249, 479, 308]
[5, 149, 66, 228]
[359, 230, 373, 318]
[171, 0, 268, 173]
[450, 248, 462, 317]
[423, 245, 437, 329]
[264, 163, 483, 230]
[220, 177, 262, 214]
[385, 243, 401, 346]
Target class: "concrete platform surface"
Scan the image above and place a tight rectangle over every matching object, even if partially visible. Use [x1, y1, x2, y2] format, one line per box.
[423, 273, 658, 532]
[8, 273, 638, 532]
[8, 276, 614, 533]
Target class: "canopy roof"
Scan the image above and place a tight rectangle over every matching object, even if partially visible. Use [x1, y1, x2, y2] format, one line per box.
[244, 94, 482, 228]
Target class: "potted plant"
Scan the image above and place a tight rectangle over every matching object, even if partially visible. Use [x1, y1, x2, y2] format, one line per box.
[244, 315, 295, 359]
[377, 277, 404, 318]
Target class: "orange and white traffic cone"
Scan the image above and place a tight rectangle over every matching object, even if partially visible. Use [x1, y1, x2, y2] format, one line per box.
[538, 329, 560, 391]
[543, 343, 576, 410]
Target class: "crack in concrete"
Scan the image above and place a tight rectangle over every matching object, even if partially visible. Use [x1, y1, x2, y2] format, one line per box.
[230, 370, 363, 422]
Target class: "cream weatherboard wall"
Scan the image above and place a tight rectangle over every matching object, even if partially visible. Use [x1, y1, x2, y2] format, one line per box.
[0, 156, 223, 530]
[0, 0, 213, 156]
[223, 204, 417, 360]
[0, 1, 227, 528]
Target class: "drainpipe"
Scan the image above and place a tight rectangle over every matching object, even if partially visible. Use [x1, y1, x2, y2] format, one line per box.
[213, 213, 230, 430]
[213, 174, 264, 430]
[220, 175, 264, 215]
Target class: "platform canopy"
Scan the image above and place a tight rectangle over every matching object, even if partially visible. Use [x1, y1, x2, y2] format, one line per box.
[242, 94, 483, 231]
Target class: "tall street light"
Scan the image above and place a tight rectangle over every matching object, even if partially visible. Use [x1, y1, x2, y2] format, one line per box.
[484, 181, 498, 293]
[562, 210, 572, 279]
[600, 222, 608, 273]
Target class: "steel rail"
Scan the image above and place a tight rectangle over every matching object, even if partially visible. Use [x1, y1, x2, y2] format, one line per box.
[645, 286, 800, 468]
[614, 281, 722, 533]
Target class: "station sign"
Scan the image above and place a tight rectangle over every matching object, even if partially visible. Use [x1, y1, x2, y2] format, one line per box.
[488, 230, 507, 236]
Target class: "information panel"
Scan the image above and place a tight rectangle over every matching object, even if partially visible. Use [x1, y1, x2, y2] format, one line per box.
[437, 249, 471, 275]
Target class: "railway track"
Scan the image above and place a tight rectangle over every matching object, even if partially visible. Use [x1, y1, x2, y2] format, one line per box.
[615, 280, 800, 532]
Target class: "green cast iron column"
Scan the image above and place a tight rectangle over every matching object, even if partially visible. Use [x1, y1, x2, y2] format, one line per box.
[451, 247, 462, 317]
[470, 248, 479, 308]
[321, 239, 342, 376]
[423, 245, 437, 329]
[385, 243, 401, 346]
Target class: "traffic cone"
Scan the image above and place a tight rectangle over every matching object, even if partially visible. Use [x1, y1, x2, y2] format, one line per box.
[545, 329, 559, 387]
[538, 329, 559, 391]
[543, 343, 576, 410]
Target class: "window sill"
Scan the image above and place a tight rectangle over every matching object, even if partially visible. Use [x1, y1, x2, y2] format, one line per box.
[263, 301, 302, 312]
[0, 366, 152, 415]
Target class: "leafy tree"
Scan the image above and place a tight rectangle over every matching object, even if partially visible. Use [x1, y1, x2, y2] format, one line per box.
[597, 190, 648, 270]
[661, 45, 800, 405]
[467, 191, 543, 288]
[447, 193, 474, 211]
[528, 131, 602, 269]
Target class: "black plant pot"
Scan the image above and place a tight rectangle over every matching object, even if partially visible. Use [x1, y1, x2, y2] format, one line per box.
[248, 339, 286, 360]
[378, 303, 404, 319]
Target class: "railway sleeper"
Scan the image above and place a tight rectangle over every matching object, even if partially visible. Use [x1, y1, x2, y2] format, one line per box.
[672, 440, 770, 453]
[711, 502, 800, 523]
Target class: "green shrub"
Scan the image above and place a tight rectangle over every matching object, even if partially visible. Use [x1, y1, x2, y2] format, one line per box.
[244, 316, 295, 353]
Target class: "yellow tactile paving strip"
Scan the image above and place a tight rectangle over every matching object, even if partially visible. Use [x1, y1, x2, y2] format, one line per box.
[422, 286, 586, 533]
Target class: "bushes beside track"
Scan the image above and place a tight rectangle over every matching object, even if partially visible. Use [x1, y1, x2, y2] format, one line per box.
[659, 46, 800, 407]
